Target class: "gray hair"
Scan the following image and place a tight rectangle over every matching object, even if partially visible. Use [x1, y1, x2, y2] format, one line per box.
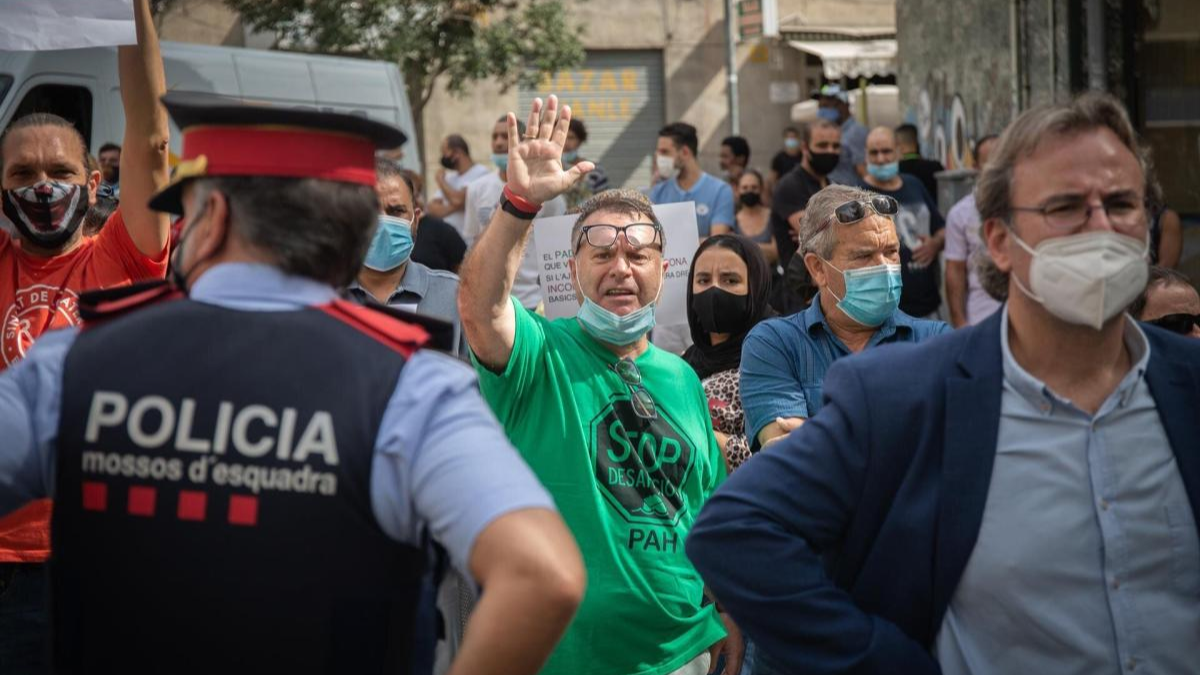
[193, 175, 378, 287]
[571, 188, 663, 254]
[973, 93, 1146, 297]
[798, 184, 882, 259]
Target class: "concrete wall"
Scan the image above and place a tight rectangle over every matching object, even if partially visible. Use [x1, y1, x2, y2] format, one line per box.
[420, 0, 819, 191]
[896, 0, 1072, 170]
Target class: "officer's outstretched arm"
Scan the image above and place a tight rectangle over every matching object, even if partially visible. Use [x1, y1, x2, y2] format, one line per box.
[116, 0, 170, 257]
[458, 95, 591, 371]
[447, 508, 585, 675]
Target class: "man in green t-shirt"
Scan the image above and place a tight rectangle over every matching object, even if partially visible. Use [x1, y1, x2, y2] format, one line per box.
[460, 95, 740, 675]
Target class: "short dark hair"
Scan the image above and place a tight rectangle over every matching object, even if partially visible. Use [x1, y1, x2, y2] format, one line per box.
[0, 113, 89, 171]
[802, 119, 839, 145]
[376, 159, 415, 201]
[445, 134, 469, 156]
[569, 118, 588, 143]
[1128, 265, 1195, 319]
[194, 176, 378, 288]
[722, 136, 750, 162]
[98, 142, 122, 155]
[895, 123, 919, 147]
[659, 122, 698, 156]
[783, 126, 800, 136]
[571, 188, 663, 254]
[498, 114, 526, 137]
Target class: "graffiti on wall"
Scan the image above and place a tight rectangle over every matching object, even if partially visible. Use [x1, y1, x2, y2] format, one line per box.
[907, 71, 985, 170]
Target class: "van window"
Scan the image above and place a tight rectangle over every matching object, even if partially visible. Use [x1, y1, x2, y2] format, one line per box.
[9, 84, 93, 147]
[0, 75, 12, 108]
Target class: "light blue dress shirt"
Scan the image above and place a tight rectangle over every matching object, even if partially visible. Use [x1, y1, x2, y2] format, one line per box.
[936, 310, 1200, 675]
[0, 263, 554, 575]
[649, 171, 735, 237]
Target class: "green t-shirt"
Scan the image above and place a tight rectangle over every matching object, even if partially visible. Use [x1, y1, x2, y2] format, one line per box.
[473, 300, 727, 675]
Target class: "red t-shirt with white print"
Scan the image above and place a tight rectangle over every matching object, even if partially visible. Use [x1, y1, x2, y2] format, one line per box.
[0, 208, 168, 562]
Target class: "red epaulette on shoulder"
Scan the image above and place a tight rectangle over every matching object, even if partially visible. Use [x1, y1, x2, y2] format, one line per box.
[78, 280, 183, 328]
[318, 299, 430, 357]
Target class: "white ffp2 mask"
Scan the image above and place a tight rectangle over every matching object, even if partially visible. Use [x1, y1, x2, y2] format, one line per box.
[1010, 230, 1149, 330]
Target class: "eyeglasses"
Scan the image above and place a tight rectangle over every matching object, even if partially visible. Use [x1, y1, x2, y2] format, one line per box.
[610, 357, 657, 420]
[1010, 196, 1145, 234]
[575, 223, 662, 252]
[1146, 312, 1200, 335]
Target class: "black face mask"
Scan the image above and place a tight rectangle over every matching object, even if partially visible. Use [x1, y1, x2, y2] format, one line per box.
[439, 154, 456, 170]
[2, 180, 89, 249]
[692, 286, 749, 334]
[808, 152, 840, 176]
[739, 192, 762, 208]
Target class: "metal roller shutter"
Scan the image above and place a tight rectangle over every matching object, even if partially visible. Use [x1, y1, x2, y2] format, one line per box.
[520, 50, 664, 190]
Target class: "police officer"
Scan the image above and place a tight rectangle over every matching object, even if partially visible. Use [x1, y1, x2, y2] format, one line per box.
[0, 95, 584, 675]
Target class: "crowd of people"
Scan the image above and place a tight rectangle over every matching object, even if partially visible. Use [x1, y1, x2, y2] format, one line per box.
[0, 3, 1198, 674]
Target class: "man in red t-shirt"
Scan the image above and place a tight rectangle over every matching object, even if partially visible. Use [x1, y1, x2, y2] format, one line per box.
[0, 0, 169, 664]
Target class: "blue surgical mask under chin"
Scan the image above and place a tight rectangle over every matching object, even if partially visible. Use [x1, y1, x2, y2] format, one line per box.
[363, 214, 414, 271]
[562, 150, 579, 164]
[573, 269, 661, 346]
[823, 260, 903, 327]
[868, 161, 900, 181]
[492, 153, 509, 173]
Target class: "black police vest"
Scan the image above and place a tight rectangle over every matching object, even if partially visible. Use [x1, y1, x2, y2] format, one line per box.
[52, 292, 430, 674]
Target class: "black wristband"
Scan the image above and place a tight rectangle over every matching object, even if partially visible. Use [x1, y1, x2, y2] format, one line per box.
[500, 195, 539, 220]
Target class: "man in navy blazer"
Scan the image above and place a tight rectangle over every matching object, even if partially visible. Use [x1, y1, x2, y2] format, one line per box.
[686, 93, 1200, 675]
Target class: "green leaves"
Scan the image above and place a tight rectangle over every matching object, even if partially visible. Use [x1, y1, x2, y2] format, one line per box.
[225, 0, 585, 110]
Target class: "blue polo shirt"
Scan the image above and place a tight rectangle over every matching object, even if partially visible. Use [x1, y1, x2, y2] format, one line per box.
[740, 292, 950, 449]
[649, 172, 735, 237]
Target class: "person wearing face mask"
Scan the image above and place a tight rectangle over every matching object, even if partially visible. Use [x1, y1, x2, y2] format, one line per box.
[1128, 266, 1200, 339]
[0, 2, 171, 667]
[426, 134, 490, 237]
[740, 184, 949, 452]
[560, 118, 610, 210]
[813, 84, 868, 185]
[347, 161, 467, 357]
[0, 95, 586, 675]
[860, 125, 947, 319]
[715, 169, 777, 267]
[767, 127, 804, 192]
[768, 119, 842, 312]
[649, 122, 735, 241]
[718, 136, 750, 188]
[687, 93, 1200, 675]
[463, 115, 567, 310]
[460, 95, 739, 675]
[682, 234, 775, 472]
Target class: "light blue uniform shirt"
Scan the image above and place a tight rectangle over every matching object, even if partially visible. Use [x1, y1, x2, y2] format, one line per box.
[0, 263, 555, 576]
[649, 171, 735, 238]
[830, 116, 868, 186]
[936, 309, 1200, 675]
[739, 292, 950, 448]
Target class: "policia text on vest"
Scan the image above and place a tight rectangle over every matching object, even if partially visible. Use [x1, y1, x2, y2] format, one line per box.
[82, 391, 340, 498]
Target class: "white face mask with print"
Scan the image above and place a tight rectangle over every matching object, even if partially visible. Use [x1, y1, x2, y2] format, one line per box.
[1010, 229, 1149, 330]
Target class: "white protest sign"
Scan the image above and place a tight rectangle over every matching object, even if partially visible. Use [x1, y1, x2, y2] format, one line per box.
[0, 0, 135, 51]
[533, 202, 700, 348]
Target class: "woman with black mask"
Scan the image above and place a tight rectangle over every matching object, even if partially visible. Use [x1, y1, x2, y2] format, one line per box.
[729, 169, 777, 266]
[683, 234, 775, 471]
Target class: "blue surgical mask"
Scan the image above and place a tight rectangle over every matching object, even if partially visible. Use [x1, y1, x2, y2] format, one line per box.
[562, 150, 579, 164]
[573, 268, 661, 346]
[363, 214, 413, 271]
[783, 137, 801, 151]
[492, 153, 509, 173]
[816, 107, 840, 122]
[867, 161, 900, 181]
[823, 261, 902, 327]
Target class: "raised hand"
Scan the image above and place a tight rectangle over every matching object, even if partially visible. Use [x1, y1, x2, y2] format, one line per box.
[505, 95, 594, 205]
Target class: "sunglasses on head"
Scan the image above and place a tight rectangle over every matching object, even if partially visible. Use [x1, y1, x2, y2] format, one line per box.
[1147, 313, 1200, 335]
[834, 195, 900, 224]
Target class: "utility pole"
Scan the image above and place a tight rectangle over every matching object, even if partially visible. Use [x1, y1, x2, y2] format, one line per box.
[725, 0, 740, 134]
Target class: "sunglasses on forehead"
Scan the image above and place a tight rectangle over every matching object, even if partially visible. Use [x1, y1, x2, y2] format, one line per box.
[574, 223, 662, 252]
[812, 195, 900, 236]
[1146, 313, 1200, 335]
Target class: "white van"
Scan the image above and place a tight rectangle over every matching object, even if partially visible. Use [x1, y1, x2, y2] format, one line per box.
[0, 41, 419, 169]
